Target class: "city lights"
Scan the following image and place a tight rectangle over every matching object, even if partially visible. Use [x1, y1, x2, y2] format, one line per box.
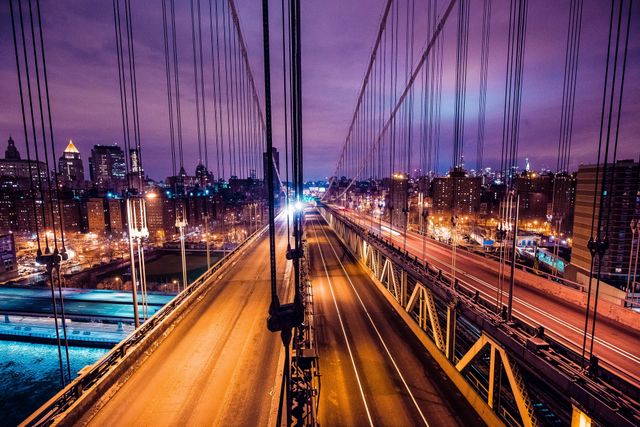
[0, 1, 637, 426]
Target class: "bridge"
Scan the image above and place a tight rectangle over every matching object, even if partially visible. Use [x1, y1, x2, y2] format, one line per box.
[21, 204, 640, 426]
[5, 0, 639, 426]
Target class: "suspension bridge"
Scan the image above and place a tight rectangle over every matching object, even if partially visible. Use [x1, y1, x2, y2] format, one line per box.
[4, 0, 639, 426]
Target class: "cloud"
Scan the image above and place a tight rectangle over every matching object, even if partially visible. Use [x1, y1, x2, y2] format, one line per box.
[0, 0, 638, 182]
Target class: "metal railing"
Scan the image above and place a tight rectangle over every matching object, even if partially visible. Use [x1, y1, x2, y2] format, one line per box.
[337, 207, 586, 292]
[320, 204, 640, 427]
[21, 221, 271, 427]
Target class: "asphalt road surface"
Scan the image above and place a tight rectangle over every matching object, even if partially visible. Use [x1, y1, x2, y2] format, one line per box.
[308, 214, 482, 427]
[80, 217, 292, 426]
[335, 207, 640, 385]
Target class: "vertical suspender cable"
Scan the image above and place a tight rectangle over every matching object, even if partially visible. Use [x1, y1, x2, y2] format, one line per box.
[9, 0, 67, 386]
[476, 0, 491, 172]
[583, 0, 630, 364]
[30, 0, 72, 378]
[261, 0, 280, 315]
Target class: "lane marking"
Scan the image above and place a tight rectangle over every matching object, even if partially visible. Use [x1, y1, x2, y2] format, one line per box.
[344, 211, 640, 367]
[311, 221, 374, 427]
[314, 218, 430, 427]
[411, 241, 640, 366]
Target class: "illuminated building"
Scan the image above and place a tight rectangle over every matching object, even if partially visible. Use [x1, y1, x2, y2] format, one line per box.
[0, 136, 48, 191]
[0, 233, 18, 282]
[569, 160, 640, 287]
[108, 198, 125, 234]
[58, 140, 85, 189]
[86, 197, 107, 234]
[145, 192, 175, 241]
[60, 198, 82, 232]
[127, 148, 144, 192]
[389, 173, 408, 228]
[89, 144, 126, 192]
[432, 168, 481, 216]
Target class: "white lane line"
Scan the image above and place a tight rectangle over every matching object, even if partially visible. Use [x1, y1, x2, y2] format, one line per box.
[452, 270, 640, 365]
[413, 243, 640, 365]
[360, 216, 640, 366]
[315, 219, 430, 427]
[311, 222, 375, 427]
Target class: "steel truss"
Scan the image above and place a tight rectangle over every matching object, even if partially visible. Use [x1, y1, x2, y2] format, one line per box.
[320, 205, 639, 427]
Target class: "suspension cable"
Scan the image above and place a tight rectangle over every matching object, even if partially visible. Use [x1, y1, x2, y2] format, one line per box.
[476, 0, 492, 172]
[326, 0, 456, 202]
[9, 0, 69, 386]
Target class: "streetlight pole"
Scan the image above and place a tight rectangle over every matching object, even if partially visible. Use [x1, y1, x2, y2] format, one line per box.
[176, 203, 188, 293]
[626, 219, 639, 301]
[204, 213, 210, 269]
[507, 193, 520, 321]
[126, 204, 139, 328]
[632, 223, 640, 305]
[418, 192, 424, 234]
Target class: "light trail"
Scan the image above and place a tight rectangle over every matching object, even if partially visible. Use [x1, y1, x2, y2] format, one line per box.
[332, 207, 640, 382]
[310, 221, 375, 427]
[313, 218, 430, 426]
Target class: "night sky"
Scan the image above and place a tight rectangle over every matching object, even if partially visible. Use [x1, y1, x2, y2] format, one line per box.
[0, 0, 638, 181]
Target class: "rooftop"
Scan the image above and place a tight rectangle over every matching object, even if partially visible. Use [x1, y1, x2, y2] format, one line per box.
[64, 139, 80, 154]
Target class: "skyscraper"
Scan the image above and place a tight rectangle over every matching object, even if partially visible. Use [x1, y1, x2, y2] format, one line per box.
[513, 170, 554, 221]
[550, 172, 576, 236]
[58, 140, 85, 189]
[389, 173, 408, 228]
[195, 162, 211, 187]
[569, 160, 640, 288]
[89, 144, 126, 192]
[127, 148, 144, 192]
[108, 198, 125, 234]
[129, 148, 142, 174]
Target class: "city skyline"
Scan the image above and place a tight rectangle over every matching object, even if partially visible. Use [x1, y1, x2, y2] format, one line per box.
[0, 0, 638, 180]
[0, 1, 638, 426]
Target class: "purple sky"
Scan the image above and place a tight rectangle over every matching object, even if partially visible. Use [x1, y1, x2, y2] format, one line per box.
[0, 0, 638, 181]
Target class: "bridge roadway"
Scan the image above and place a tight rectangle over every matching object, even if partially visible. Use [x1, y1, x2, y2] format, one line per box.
[334, 207, 640, 385]
[308, 214, 482, 426]
[76, 216, 292, 426]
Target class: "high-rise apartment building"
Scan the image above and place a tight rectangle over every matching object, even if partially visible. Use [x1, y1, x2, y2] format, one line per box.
[388, 173, 409, 228]
[89, 145, 126, 192]
[108, 198, 125, 234]
[145, 192, 175, 241]
[513, 171, 554, 220]
[60, 198, 82, 233]
[550, 172, 577, 235]
[432, 168, 481, 215]
[86, 198, 107, 234]
[569, 160, 640, 287]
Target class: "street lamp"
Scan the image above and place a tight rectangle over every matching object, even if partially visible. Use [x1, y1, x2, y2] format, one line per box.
[626, 219, 639, 297]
